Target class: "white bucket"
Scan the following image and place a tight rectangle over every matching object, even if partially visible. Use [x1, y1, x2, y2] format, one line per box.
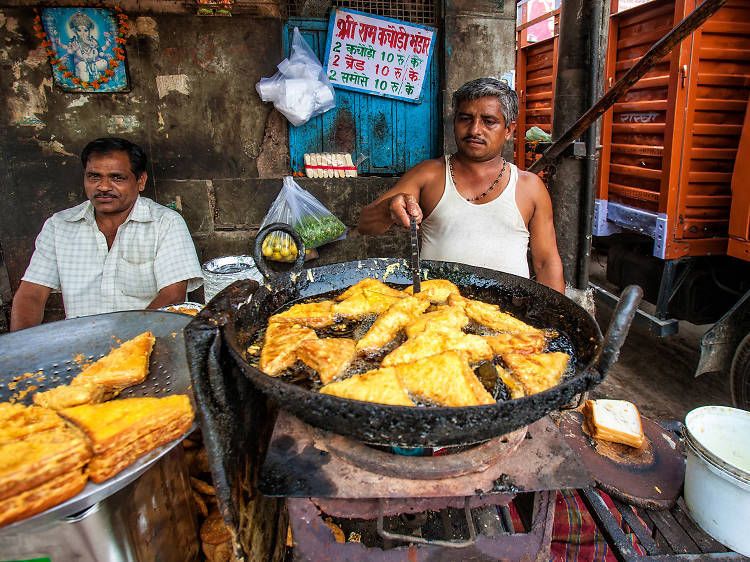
[202, 255, 264, 303]
[684, 406, 750, 556]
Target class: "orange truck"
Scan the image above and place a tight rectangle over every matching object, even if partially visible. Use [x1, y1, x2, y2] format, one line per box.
[592, 0, 750, 408]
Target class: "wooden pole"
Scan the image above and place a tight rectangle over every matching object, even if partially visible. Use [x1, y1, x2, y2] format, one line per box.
[528, 0, 730, 174]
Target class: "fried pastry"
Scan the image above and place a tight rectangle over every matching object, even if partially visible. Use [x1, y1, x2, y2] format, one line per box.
[259, 322, 317, 376]
[404, 306, 469, 338]
[382, 325, 493, 366]
[0, 403, 66, 445]
[296, 338, 357, 384]
[502, 352, 570, 395]
[0, 420, 91, 502]
[59, 395, 194, 455]
[448, 295, 544, 336]
[394, 351, 495, 407]
[355, 294, 431, 352]
[0, 468, 88, 528]
[33, 382, 107, 410]
[333, 287, 405, 319]
[71, 331, 155, 395]
[334, 278, 405, 302]
[269, 301, 336, 328]
[320, 368, 415, 406]
[484, 332, 546, 356]
[86, 414, 193, 483]
[402, 279, 460, 303]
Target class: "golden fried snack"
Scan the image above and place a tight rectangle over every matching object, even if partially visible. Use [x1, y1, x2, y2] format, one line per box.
[383, 324, 493, 367]
[71, 331, 155, 395]
[448, 295, 545, 336]
[498, 369, 525, 399]
[404, 306, 469, 338]
[320, 368, 415, 406]
[0, 403, 66, 445]
[268, 301, 336, 328]
[402, 279, 460, 303]
[355, 294, 431, 353]
[33, 382, 107, 410]
[394, 351, 494, 407]
[59, 395, 194, 455]
[484, 332, 546, 356]
[296, 338, 357, 384]
[86, 414, 193, 483]
[334, 278, 404, 302]
[332, 287, 405, 319]
[0, 422, 91, 501]
[0, 469, 88, 528]
[259, 322, 317, 376]
[502, 352, 570, 395]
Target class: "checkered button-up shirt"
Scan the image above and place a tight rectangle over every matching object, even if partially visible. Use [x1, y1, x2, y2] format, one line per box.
[22, 196, 203, 318]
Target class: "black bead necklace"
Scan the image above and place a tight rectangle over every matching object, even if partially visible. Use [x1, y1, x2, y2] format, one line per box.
[449, 154, 507, 202]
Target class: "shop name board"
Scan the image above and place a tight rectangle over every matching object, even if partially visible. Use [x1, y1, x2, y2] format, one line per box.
[324, 9, 435, 103]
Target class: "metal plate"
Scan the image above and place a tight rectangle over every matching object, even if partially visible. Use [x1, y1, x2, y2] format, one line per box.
[557, 410, 686, 510]
[0, 310, 195, 532]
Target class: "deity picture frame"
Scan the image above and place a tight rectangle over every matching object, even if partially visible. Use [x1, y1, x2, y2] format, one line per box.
[39, 7, 131, 93]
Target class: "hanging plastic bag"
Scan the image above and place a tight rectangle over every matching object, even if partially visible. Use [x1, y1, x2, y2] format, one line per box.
[259, 177, 346, 262]
[255, 27, 336, 127]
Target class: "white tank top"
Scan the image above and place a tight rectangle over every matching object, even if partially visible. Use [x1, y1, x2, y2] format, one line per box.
[420, 156, 530, 277]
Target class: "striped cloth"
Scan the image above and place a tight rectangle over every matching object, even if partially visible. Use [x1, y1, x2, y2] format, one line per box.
[508, 489, 646, 560]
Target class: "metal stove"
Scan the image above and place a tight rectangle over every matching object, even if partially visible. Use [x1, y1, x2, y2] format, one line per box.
[259, 410, 594, 561]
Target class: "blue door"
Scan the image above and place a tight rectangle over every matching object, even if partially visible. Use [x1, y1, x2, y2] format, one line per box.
[284, 18, 440, 175]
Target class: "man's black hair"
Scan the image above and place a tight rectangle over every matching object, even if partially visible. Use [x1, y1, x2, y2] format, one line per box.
[81, 138, 147, 178]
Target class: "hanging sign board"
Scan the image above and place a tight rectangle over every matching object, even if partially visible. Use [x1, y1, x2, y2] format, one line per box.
[324, 8, 436, 103]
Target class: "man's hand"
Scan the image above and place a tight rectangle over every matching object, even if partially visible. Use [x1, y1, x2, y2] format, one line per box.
[147, 280, 189, 310]
[10, 281, 51, 331]
[388, 193, 423, 229]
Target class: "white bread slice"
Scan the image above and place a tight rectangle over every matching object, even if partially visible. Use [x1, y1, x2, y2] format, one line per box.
[585, 399, 645, 448]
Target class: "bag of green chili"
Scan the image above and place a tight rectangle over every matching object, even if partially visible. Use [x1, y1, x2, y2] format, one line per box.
[269, 176, 346, 250]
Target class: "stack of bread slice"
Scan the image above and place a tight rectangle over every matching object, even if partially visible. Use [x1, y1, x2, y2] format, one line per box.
[59, 395, 194, 483]
[584, 399, 645, 448]
[0, 403, 91, 527]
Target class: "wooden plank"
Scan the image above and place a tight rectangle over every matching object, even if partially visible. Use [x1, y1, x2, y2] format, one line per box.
[638, 509, 675, 554]
[614, 100, 668, 112]
[526, 76, 554, 88]
[628, 75, 670, 90]
[687, 171, 733, 183]
[690, 147, 737, 160]
[672, 498, 731, 554]
[612, 122, 666, 134]
[693, 99, 748, 112]
[618, 28, 669, 50]
[610, 163, 663, 180]
[699, 47, 750, 61]
[692, 123, 743, 136]
[614, 0, 674, 27]
[701, 20, 750, 34]
[685, 195, 733, 207]
[697, 72, 750, 87]
[611, 143, 665, 157]
[609, 183, 661, 201]
[611, 499, 662, 555]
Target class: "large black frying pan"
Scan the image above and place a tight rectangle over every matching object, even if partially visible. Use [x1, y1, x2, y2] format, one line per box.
[219, 224, 641, 447]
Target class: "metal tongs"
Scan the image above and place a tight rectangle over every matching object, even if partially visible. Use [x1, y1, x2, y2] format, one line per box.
[409, 215, 421, 294]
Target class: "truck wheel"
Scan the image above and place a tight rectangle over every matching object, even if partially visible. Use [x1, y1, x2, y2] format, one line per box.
[730, 333, 750, 411]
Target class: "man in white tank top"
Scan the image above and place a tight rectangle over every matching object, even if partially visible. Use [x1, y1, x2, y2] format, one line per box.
[357, 78, 564, 293]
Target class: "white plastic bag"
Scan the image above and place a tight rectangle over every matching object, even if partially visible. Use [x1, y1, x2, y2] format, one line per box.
[255, 28, 336, 126]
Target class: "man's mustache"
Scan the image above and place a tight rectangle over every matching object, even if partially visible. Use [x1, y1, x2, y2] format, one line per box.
[462, 136, 485, 143]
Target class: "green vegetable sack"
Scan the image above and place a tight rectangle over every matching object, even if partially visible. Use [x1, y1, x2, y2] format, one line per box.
[525, 126, 551, 143]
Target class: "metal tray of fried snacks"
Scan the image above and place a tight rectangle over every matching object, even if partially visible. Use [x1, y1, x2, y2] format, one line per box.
[0, 310, 196, 531]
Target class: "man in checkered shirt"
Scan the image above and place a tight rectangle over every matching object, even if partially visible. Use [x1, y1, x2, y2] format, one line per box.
[10, 138, 203, 331]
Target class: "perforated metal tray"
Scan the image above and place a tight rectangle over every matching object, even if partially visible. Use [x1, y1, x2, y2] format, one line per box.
[0, 310, 195, 532]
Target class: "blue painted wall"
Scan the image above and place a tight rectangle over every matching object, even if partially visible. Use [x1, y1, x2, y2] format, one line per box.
[283, 18, 440, 175]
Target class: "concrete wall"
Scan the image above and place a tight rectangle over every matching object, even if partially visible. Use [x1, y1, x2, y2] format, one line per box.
[0, 1, 516, 326]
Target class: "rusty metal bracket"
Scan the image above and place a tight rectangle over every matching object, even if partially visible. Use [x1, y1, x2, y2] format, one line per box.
[376, 496, 478, 549]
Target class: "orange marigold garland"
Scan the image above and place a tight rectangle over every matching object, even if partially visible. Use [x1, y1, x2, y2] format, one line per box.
[34, 6, 129, 91]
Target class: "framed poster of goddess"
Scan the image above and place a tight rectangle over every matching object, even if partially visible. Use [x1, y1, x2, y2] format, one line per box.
[38, 7, 130, 93]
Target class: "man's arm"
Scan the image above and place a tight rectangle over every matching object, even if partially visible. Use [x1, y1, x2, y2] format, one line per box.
[146, 280, 188, 310]
[357, 159, 441, 234]
[10, 281, 52, 331]
[525, 177, 565, 294]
